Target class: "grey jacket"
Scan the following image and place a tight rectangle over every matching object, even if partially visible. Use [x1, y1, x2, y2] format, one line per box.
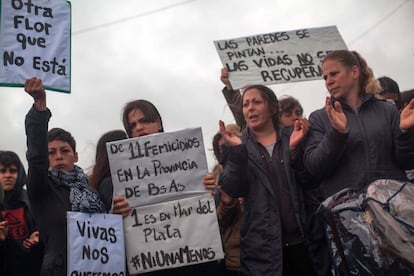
[304, 94, 414, 197]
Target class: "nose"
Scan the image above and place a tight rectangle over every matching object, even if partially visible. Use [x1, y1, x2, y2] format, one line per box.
[55, 150, 63, 160]
[326, 75, 334, 87]
[246, 102, 254, 111]
[133, 122, 145, 135]
[4, 171, 13, 177]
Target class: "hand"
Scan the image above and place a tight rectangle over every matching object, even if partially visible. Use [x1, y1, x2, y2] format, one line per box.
[325, 97, 347, 132]
[400, 98, 414, 130]
[203, 173, 217, 192]
[289, 118, 309, 148]
[220, 68, 233, 90]
[0, 221, 8, 241]
[218, 186, 234, 206]
[219, 120, 242, 146]
[112, 196, 131, 218]
[25, 77, 46, 111]
[23, 231, 39, 249]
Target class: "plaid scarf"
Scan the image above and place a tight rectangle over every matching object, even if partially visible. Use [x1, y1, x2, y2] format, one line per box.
[49, 165, 105, 213]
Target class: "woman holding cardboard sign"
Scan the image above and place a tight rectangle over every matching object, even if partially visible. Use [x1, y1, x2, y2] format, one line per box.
[111, 99, 220, 276]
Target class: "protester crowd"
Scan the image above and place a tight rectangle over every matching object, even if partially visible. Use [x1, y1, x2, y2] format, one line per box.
[1, 49, 414, 276]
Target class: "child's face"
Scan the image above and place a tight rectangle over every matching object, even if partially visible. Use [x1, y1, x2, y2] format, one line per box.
[48, 140, 78, 172]
[280, 107, 302, 127]
[0, 164, 18, 191]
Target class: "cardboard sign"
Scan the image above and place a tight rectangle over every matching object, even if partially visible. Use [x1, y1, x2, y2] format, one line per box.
[107, 128, 208, 207]
[67, 212, 126, 276]
[124, 194, 224, 274]
[214, 25, 347, 89]
[0, 0, 71, 92]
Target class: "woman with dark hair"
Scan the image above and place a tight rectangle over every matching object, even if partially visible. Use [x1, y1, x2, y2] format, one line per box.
[114, 99, 220, 275]
[0, 151, 43, 276]
[122, 99, 164, 138]
[112, 99, 165, 216]
[218, 84, 320, 275]
[304, 50, 414, 197]
[89, 130, 128, 212]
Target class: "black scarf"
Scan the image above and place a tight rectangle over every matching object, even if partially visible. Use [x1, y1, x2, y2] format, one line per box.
[49, 165, 104, 213]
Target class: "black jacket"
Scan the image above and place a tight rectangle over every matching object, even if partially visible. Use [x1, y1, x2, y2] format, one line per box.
[220, 128, 311, 275]
[25, 106, 71, 276]
[0, 152, 43, 276]
[304, 94, 414, 197]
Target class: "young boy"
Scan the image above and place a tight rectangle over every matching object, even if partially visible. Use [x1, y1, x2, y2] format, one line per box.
[24, 77, 104, 275]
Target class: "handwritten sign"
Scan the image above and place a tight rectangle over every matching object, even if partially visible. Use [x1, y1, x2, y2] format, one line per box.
[214, 25, 347, 89]
[0, 0, 71, 92]
[124, 194, 224, 274]
[67, 212, 125, 276]
[107, 128, 208, 207]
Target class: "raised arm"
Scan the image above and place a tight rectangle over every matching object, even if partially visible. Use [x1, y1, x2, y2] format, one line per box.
[220, 68, 245, 130]
[24, 77, 52, 199]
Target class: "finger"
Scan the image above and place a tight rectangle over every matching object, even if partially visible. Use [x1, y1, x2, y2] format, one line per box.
[112, 196, 125, 204]
[219, 120, 226, 136]
[325, 97, 333, 113]
[334, 101, 343, 113]
[121, 208, 132, 218]
[301, 118, 309, 129]
[408, 98, 414, 109]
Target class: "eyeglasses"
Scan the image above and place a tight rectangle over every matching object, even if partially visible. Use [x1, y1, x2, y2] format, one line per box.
[0, 168, 18, 174]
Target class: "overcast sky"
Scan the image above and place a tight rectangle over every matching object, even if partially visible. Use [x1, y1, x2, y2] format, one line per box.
[1, 0, 413, 172]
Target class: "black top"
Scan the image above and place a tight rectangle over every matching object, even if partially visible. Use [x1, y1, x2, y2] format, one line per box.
[25, 106, 71, 275]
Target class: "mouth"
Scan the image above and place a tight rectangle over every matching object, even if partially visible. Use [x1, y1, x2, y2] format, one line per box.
[248, 114, 259, 121]
[330, 87, 339, 94]
[55, 164, 66, 170]
[2, 181, 13, 186]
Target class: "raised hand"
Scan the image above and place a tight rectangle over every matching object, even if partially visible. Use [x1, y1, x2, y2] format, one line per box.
[219, 120, 242, 146]
[24, 77, 46, 111]
[289, 117, 309, 149]
[220, 67, 233, 90]
[400, 98, 414, 130]
[325, 97, 347, 132]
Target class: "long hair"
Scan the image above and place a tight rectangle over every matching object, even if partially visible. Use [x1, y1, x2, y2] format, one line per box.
[242, 84, 279, 130]
[122, 99, 164, 137]
[89, 130, 127, 190]
[322, 50, 381, 95]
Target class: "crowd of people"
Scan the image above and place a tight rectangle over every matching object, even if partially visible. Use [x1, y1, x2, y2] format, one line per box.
[1, 49, 414, 276]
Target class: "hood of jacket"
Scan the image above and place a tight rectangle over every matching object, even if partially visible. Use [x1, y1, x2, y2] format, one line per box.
[1, 151, 29, 210]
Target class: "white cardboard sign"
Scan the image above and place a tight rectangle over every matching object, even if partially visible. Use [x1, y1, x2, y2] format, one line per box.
[67, 212, 126, 276]
[214, 25, 347, 89]
[0, 0, 71, 92]
[124, 194, 224, 274]
[107, 128, 208, 208]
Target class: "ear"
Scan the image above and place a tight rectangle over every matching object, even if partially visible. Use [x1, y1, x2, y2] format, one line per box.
[351, 65, 360, 80]
[74, 152, 79, 163]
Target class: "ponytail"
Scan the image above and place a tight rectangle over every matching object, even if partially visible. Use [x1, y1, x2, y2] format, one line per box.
[322, 50, 380, 95]
[351, 51, 381, 95]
